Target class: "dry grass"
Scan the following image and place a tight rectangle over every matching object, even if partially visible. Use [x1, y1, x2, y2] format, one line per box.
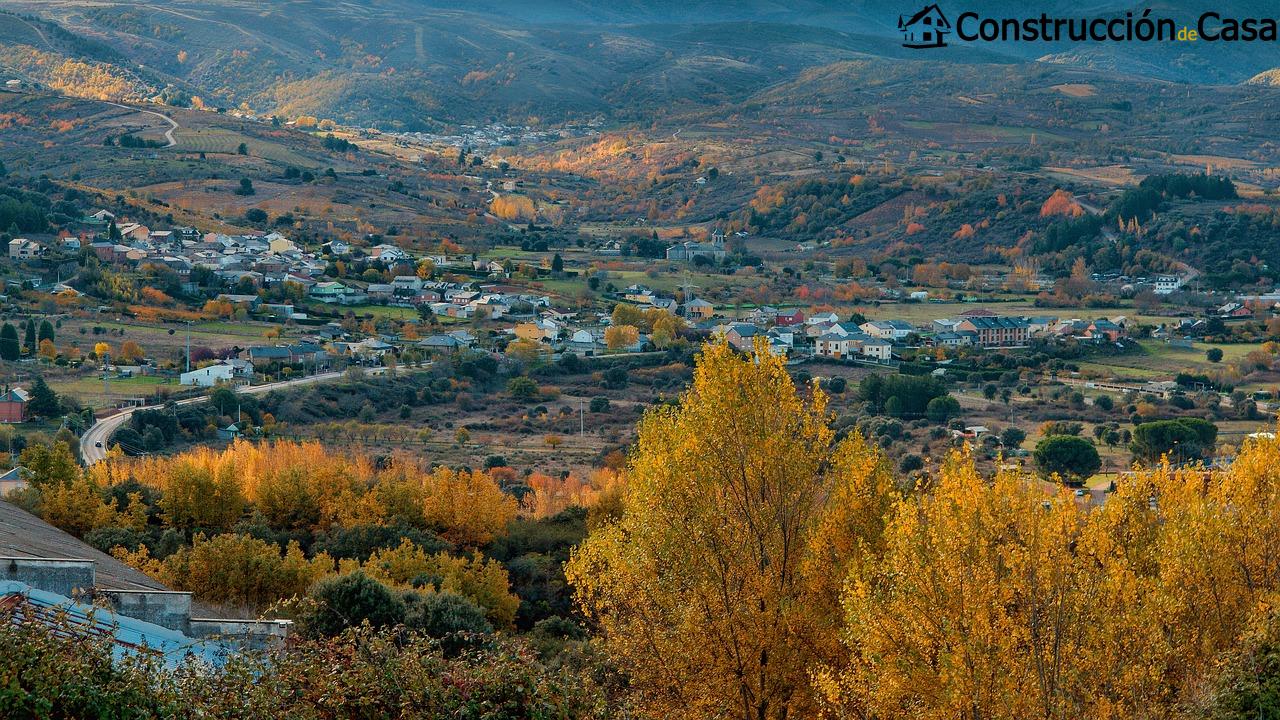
[1050, 83, 1097, 98]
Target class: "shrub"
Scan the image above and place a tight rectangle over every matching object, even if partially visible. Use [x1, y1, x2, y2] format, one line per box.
[303, 571, 405, 638]
[507, 376, 539, 401]
[403, 590, 492, 641]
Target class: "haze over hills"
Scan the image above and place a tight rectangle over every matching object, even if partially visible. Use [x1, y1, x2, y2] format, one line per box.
[2, 0, 1279, 129]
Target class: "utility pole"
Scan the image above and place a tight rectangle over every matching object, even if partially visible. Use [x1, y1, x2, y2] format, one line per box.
[579, 397, 584, 437]
[185, 320, 191, 373]
[102, 356, 110, 407]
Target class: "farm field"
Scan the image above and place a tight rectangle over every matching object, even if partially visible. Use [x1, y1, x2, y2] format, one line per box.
[173, 127, 317, 167]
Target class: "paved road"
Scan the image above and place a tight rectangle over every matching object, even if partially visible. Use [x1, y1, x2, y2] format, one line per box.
[80, 368, 387, 464]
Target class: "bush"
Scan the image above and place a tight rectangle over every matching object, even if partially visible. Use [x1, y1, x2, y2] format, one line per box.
[84, 526, 148, 554]
[403, 590, 493, 641]
[312, 524, 453, 562]
[507, 376, 539, 401]
[303, 571, 405, 638]
[589, 396, 610, 413]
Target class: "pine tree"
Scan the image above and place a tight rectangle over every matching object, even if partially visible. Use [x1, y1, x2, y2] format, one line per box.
[38, 319, 54, 344]
[551, 253, 564, 273]
[0, 323, 19, 361]
[24, 320, 36, 353]
[28, 376, 59, 417]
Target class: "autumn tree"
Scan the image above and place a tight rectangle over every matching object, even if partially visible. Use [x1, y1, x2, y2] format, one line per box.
[118, 339, 143, 363]
[827, 450, 1100, 719]
[419, 467, 517, 548]
[567, 339, 897, 720]
[611, 303, 646, 329]
[117, 533, 331, 609]
[36, 338, 56, 362]
[651, 313, 685, 349]
[604, 325, 639, 351]
[1040, 188, 1085, 218]
[824, 433, 1280, 718]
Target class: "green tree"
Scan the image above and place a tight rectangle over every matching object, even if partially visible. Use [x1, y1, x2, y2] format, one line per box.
[21, 441, 79, 488]
[37, 320, 54, 344]
[1207, 347, 1224, 363]
[0, 323, 17, 361]
[1000, 426, 1027, 449]
[1033, 435, 1101, 484]
[23, 320, 35, 355]
[925, 395, 961, 423]
[551, 253, 564, 273]
[1131, 417, 1218, 462]
[27, 376, 59, 417]
[302, 571, 405, 638]
[507, 376, 539, 401]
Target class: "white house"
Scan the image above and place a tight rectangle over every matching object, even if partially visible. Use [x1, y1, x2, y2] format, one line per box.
[1153, 275, 1181, 295]
[180, 364, 236, 387]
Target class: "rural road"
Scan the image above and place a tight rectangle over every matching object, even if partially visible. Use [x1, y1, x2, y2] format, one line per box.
[102, 100, 180, 148]
[80, 367, 387, 464]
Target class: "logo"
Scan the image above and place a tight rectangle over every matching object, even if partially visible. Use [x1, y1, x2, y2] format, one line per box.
[899, 4, 952, 48]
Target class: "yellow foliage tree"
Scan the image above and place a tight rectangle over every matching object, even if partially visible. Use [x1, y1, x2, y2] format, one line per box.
[362, 539, 519, 630]
[567, 339, 897, 720]
[604, 324, 639, 351]
[822, 434, 1280, 719]
[419, 467, 516, 548]
[117, 533, 332, 609]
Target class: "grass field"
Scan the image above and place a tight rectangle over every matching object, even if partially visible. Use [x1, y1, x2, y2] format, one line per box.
[49, 374, 174, 407]
[1077, 339, 1257, 380]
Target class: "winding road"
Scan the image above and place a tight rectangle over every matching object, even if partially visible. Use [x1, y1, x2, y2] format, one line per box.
[102, 101, 179, 148]
[80, 367, 387, 464]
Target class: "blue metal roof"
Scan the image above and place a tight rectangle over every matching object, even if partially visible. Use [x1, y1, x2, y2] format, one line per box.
[0, 581, 234, 668]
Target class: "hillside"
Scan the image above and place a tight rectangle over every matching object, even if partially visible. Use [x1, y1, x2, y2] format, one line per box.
[5, 1, 1280, 130]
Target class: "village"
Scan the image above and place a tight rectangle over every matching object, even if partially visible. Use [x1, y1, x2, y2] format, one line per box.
[1, 207, 1268, 403]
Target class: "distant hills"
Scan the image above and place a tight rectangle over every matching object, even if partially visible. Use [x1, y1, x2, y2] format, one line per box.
[1, 1, 1280, 129]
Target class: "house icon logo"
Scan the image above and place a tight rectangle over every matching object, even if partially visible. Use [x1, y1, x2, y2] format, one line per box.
[899, 4, 951, 48]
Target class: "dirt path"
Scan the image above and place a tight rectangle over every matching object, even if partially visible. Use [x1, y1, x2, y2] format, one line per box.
[101, 100, 179, 148]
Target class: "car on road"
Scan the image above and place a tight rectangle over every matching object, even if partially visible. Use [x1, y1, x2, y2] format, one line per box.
[94, 441, 102, 448]
[1074, 489, 1086, 497]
